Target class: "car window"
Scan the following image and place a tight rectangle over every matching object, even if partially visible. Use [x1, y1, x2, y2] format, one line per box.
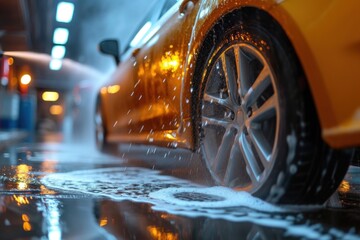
[126, 1, 165, 50]
[126, 0, 180, 52]
[160, 0, 179, 18]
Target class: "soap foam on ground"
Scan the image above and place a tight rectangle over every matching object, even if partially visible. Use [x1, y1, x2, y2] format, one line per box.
[41, 167, 359, 240]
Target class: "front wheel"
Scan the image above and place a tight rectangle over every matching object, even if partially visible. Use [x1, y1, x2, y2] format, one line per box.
[195, 8, 352, 204]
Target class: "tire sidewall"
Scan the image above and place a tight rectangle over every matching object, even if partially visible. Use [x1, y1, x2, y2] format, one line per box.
[198, 14, 312, 202]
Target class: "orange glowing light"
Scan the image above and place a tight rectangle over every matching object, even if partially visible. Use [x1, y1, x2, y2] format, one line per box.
[8, 57, 14, 65]
[107, 85, 120, 94]
[50, 105, 63, 115]
[22, 214, 30, 222]
[99, 218, 108, 227]
[17, 182, 28, 190]
[101, 87, 107, 94]
[13, 195, 30, 206]
[42, 91, 59, 102]
[15, 164, 31, 191]
[160, 51, 180, 73]
[147, 226, 178, 240]
[20, 74, 32, 85]
[338, 180, 351, 193]
[23, 222, 32, 231]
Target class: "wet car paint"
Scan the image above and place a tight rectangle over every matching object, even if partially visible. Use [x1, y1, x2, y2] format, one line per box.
[1, 142, 360, 239]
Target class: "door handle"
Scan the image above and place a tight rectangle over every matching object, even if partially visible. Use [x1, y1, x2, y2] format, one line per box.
[179, 0, 197, 16]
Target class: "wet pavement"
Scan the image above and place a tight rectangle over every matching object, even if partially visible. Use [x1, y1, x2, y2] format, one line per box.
[1, 140, 360, 240]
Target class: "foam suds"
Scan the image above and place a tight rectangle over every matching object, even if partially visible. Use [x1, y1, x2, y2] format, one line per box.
[150, 187, 282, 212]
[42, 167, 359, 239]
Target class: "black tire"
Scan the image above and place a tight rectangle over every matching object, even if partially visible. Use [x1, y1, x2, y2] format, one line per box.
[194, 7, 353, 204]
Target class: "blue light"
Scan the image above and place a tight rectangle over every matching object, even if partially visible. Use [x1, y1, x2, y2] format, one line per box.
[51, 45, 66, 59]
[49, 59, 62, 71]
[56, 2, 74, 23]
[53, 28, 69, 44]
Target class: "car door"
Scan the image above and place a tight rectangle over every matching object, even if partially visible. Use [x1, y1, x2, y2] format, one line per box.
[130, 0, 200, 136]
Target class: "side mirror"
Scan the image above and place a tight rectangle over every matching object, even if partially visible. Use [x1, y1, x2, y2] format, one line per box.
[98, 39, 120, 65]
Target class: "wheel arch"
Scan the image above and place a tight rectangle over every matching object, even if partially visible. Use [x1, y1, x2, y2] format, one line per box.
[183, 3, 330, 149]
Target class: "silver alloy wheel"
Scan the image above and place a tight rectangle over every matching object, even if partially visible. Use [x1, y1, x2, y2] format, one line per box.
[95, 105, 105, 149]
[201, 43, 280, 193]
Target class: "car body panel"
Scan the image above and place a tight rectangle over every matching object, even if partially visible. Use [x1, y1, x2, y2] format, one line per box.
[100, 0, 360, 150]
[101, 0, 198, 148]
[184, 0, 360, 148]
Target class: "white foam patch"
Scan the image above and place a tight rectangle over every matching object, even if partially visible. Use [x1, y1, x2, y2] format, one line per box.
[149, 187, 281, 212]
[42, 167, 360, 240]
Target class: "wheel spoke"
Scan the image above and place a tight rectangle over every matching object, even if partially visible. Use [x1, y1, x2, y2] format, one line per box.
[202, 116, 230, 129]
[237, 46, 248, 99]
[233, 46, 244, 99]
[212, 127, 236, 175]
[249, 95, 277, 123]
[223, 135, 242, 187]
[248, 128, 272, 167]
[221, 53, 238, 105]
[239, 133, 261, 183]
[243, 66, 271, 107]
[203, 93, 232, 109]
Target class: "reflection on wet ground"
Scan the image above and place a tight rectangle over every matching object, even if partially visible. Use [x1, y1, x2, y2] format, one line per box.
[1, 142, 360, 239]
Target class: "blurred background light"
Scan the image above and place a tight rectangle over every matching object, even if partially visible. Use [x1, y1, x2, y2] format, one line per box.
[56, 2, 75, 23]
[49, 59, 63, 71]
[50, 105, 63, 115]
[53, 28, 69, 44]
[20, 74, 32, 85]
[51, 46, 66, 59]
[42, 91, 60, 102]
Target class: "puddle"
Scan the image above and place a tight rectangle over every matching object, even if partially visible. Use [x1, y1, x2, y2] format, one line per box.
[41, 167, 360, 240]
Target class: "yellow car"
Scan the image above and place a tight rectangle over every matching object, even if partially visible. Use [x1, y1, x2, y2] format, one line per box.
[95, 0, 360, 204]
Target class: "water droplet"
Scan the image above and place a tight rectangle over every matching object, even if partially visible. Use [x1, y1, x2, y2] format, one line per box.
[130, 91, 134, 96]
[128, 119, 132, 125]
[171, 142, 178, 148]
[138, 95, 142, 100]
[139, 125, 144, 133]
[186, 98, 189, 103]
[190, 88, 193, 93]
[134, 80, 141, 88]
